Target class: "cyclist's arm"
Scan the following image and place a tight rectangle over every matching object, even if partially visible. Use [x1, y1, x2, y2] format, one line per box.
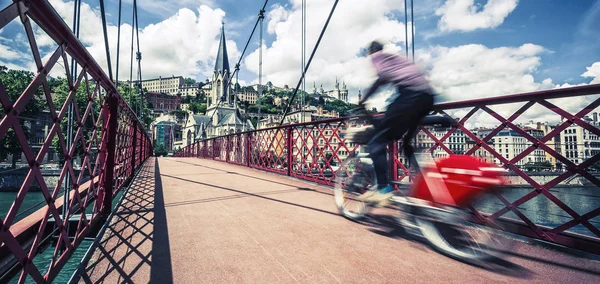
[358, 77, 385, 105]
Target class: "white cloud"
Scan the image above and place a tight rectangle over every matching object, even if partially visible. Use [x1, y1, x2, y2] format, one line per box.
[420, 43, 563, 127]
[426, 43, 552, 102]
[582, 62, 600, 84]
[26, 0, 239, 81]
[243, 0, 409, 101]
[0, 42, 27, 61]
[425, 49, 600, 128]
[436, 0, 518, 32]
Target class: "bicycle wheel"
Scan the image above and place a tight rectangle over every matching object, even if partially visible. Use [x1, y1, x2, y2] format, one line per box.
[334, 155, 375, 221]
[416, 206, 512, 262]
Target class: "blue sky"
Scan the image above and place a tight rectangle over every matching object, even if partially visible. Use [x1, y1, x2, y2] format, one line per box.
[115, 0, 600, 85]
[0, 0, 599, 104]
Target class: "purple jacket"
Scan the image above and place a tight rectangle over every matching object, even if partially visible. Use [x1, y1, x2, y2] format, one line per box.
[371, 51, 431, 94]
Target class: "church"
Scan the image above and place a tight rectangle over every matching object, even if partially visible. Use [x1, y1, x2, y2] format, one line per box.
[311, 78, 349, 103]
[183, 23, 254, 145]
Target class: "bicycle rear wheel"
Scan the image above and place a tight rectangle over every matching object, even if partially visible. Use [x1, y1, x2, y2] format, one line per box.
[333, 156, 375, 221]
[416, 206, 512, 262]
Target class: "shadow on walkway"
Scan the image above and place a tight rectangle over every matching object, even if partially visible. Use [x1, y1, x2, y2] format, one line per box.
[78, 158, 173, 283]
[161, 173, 338, 217]
[361, 214, 600, 278]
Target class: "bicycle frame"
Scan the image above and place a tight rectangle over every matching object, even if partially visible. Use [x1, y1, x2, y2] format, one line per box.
[349, 107, 505, 209]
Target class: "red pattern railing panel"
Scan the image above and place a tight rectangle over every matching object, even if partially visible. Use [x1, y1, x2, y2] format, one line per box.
[0, 0, 152, 282]
[176, 84, 600, 254]
[248, 128, 287, 175]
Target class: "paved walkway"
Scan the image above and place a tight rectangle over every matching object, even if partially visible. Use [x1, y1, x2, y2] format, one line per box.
[79, 157, 600, 283]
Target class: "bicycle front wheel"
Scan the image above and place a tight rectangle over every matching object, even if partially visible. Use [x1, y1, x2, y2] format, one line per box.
[333, 156, 376, 221]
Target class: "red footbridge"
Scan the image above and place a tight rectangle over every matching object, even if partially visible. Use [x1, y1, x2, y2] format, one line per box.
[1, 0, 600, 283]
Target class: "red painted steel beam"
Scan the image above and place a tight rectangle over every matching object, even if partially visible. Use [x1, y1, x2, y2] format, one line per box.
[435, 84, 600, 110]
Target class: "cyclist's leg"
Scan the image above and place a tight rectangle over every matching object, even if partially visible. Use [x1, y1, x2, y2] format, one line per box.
[366, 128, 390, 188]
[358, 130, 396, 206]
[357, 125, 396, 205]
[360, 112, 412, 206]
[403, 123, 419, 169]
[404, 93, 435, 169]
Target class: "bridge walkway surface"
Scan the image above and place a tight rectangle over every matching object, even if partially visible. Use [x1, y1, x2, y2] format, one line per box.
[77, 157, 600, 283]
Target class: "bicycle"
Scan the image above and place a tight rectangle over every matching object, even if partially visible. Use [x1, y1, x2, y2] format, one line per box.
[333, 106, 512, 262]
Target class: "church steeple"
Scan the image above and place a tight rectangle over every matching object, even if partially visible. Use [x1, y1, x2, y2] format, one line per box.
[214, 22, 230, 75]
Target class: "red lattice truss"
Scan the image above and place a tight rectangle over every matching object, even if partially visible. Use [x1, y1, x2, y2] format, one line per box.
[0, 1, 152, 282]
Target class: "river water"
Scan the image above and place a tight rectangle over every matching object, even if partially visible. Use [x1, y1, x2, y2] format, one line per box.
[0, 186, 598, 281]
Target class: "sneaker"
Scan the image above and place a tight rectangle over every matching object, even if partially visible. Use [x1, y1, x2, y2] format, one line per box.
[364, 185, 394, 207]
[370, 191, 394, 207]
[357, 189, 376, 201]
[356, 184, 378, 201]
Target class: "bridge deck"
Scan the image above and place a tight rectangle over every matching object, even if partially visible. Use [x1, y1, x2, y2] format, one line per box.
[79, 158, 600, 283]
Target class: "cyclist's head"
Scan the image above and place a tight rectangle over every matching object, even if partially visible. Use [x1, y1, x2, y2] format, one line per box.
[367, 41, 384, 55]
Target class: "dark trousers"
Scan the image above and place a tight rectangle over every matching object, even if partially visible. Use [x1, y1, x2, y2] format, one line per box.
[367, 91, 434, 186]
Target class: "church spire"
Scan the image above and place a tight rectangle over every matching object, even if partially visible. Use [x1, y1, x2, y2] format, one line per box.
[214, 22, 230, 74]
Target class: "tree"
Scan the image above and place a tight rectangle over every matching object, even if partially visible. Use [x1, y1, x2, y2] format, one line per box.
[325, 153, 334, 166]
[117, 82, 153, 129]
[323, 99, 354, 116]
[318, 96, 325, 106]
[51, 77, 100, 165]
[169, 109, 188, 121]
[257, 95, 274, 105]
[188, 102, 206, 114]
[154, 143, 168, 156]
[0, 66, 44, 168]
[48, 79, 152, 166]
[591, 162, 600, 171]
[522, 161, 552, 172]
[184, 77, 196, 85]
[195, 91, 206, 102]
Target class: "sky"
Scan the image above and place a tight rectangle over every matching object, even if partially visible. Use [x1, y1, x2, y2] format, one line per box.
[1, 0, 599, 118]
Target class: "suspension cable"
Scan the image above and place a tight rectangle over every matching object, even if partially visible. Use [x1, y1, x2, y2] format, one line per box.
[411, 0, 415, 62]
[128, 0, 136, 107]
[404, 0, 408, 57]
[99, 0, 113, 82]
[115, 0, 123, 89]
[301, 0, 306, 122]
[134, 0, 143, 118]
[61, 0, 82, 250]
[279, 0, 340, 126]
[258, 9, 263, 117]
[71, 0, 81, 79]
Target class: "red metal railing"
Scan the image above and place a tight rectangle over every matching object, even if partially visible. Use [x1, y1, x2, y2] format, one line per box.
[0, 0, 152, 282]
[177, 84, 600, 254]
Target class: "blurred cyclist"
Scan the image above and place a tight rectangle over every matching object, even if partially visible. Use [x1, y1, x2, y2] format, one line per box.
[357, 41, 435, 207]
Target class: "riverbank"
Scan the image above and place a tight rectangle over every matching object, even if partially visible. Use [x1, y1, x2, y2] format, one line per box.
[0, 168, 82, 192]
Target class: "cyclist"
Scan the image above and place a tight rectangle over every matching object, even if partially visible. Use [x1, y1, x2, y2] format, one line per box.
[357, 41, 435, 207]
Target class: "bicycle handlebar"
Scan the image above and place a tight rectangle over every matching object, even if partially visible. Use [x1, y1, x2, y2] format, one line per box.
[351, 104, 456, 128]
